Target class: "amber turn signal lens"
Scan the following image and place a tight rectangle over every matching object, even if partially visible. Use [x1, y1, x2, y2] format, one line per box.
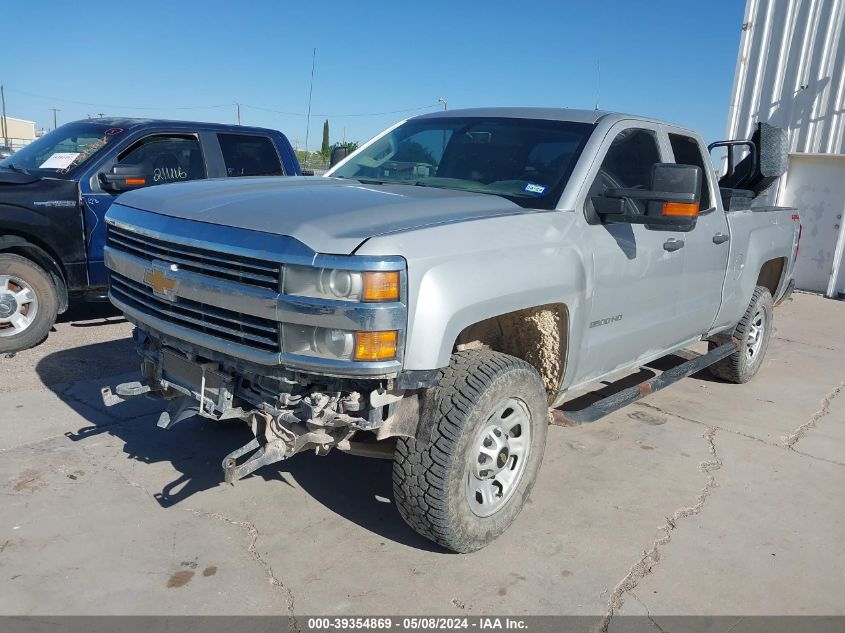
[362, 271, 400, 302]
[354, 330, 398, 361]
[125, 178, 146, 185]
[662, 202, 699, 217]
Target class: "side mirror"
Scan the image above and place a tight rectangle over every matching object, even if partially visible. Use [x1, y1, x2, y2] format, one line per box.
[592, 163, 702, 231]
[99, 164, 148, 193]
[330, 146, 348, 168]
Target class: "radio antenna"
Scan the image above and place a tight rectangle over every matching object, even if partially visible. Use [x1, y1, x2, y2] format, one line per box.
[595, 59, 601, 110]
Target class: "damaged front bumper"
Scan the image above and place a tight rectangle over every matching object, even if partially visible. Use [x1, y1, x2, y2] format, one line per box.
[103, 330, 421, 482]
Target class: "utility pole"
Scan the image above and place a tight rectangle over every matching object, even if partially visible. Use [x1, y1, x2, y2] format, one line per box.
[438, 97, 448, 111]
[1, 85, 8, 149]
[49, 108, 60, 130]
[236, 102, 241, 125]
[304, 48, 316, 159]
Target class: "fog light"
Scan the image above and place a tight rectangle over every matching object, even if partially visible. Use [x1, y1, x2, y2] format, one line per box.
[354, 330, 398, 361]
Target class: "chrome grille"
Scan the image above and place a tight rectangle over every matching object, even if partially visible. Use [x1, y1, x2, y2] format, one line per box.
[107, 225, 280, 290]
[110, 272, 280, 353]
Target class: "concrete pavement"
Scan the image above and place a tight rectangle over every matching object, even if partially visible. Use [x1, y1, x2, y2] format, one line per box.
[1, 294, 843, 628]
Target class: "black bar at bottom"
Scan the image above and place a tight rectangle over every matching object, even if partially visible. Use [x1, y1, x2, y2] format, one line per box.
[552, 340, 739, 425]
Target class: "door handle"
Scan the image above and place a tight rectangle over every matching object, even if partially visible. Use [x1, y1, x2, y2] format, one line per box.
[663, 238, 684, 252]
[713, 232, 730, 244]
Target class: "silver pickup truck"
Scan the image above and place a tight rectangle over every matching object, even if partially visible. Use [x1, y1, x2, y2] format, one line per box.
[102, 108, 800, 552]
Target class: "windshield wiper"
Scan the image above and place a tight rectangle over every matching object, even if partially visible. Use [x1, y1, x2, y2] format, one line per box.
[5, 163, 29, 174]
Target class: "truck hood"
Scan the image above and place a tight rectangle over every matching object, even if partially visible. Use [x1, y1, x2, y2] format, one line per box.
[114, 176, 534, 254]
[0, 167, 45, 185]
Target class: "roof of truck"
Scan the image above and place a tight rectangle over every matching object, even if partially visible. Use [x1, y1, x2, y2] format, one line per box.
[70, 117, 281, 135]
[413, 107, 669, 128]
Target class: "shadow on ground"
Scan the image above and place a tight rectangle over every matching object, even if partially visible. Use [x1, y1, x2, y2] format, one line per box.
[38, 336, 725, 552]
[57, 299, 125, 325]
[37, 339, 442, 552]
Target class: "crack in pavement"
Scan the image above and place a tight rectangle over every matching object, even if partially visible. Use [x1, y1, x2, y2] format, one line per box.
[630, 592, 666, 633]
[186, 508, 298, 632]
[599, 428, 722, 632]
[635, 401, 775, 447]
[637, 398, 845, 468]
[782, 381, 845, 450]
[772, 335, 840, 352]
[790, 449, 845, 467]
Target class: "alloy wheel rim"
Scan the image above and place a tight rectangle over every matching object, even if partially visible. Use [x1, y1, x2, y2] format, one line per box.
[745, 307, 766, 363]
[466, 397, 532, 518]
[0, 275, 38, 338]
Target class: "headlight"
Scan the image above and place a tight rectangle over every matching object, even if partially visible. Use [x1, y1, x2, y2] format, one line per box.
[282, 324, 398, 362]
[283, 324, 356, 360]
[283, 265, 399, 302]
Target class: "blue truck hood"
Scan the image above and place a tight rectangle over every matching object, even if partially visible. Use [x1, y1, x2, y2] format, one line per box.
[113, 176, 534, 254]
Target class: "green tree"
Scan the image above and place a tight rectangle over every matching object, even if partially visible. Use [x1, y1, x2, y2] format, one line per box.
[320, 119, 330, 159]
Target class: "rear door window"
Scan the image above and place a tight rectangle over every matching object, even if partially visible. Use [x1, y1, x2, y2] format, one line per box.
[116, 134, 206, 185]
[217, 133, 284, 177]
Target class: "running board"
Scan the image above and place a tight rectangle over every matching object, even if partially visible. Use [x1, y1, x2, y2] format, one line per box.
[551, 340, 739, 426]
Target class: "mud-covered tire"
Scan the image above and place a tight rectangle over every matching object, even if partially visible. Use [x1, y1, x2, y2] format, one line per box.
[392, 350, 548, 553]
[708, 285, 773, 384]
[0, 254, 58, 354]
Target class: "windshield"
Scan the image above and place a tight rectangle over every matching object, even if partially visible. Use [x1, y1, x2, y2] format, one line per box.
[0, 121, 128, 178]
[331, 116, 594, 209]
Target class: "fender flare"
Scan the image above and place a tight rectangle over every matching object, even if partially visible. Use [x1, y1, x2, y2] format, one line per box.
[0, 235, 69, 313]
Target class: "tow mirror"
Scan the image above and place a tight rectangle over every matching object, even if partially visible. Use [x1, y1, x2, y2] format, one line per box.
[592, 163, 702, 231]
[330, 146, 348, 168]
[99, 164, 148, 193]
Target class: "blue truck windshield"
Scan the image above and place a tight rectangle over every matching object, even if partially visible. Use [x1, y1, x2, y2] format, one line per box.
[0, 122, 128, 178]
[331, 117, 594, 209]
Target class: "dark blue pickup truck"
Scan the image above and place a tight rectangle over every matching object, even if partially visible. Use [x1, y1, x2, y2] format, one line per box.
[0, 118, 299, 353]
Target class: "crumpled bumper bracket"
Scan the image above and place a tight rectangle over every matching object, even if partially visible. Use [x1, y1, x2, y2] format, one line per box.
[222, 438, 285, 484]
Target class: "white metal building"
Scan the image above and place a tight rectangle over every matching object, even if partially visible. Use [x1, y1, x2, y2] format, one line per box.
[726, 0, 845, 297]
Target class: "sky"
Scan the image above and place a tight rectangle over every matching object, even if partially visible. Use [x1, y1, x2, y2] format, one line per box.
[2, 0, 746, 149]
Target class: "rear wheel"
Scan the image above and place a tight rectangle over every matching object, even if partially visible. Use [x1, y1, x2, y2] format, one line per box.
[708, 285, 773, 384]
[392, 350, 548, 553]
[0, 254, 58, 354]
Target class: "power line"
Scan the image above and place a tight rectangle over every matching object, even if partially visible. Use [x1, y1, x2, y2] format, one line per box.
[5, 87, 232, 111]
[242, 103, 439, 118]
[5, 86, 440, 119]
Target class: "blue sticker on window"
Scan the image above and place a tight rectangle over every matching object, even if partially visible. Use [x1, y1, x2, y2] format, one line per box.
[524, 183, 546, 195]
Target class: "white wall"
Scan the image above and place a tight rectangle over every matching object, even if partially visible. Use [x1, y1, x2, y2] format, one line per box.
[728, 0, 845, 296]
[778, 154, 845, 295]
[0, 116, 36, 149]
[727, 0, 845, 155]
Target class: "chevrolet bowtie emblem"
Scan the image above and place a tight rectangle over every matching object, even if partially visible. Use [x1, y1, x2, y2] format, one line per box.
[144, 263, 178, 299]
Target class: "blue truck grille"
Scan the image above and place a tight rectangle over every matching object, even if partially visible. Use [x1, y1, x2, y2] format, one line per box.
[110, 272, 281, 353]
[106, 224, 281, 291]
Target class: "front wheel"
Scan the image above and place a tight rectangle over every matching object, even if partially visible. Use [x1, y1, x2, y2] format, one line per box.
[708, 285, 773, 384]
[392, 350, 548, 553]
[0, 253, 59, 354]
